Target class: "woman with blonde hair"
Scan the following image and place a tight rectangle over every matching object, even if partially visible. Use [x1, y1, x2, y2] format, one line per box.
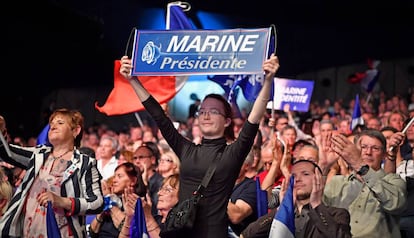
[119, 174, 180, 238]
[0, 168, 13, 218]
[157, 150, 180, 177]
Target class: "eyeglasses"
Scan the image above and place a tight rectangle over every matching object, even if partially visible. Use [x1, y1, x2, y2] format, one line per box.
[159, 186, 175, 193]
[133, 155, 152, 160]
[158, 158, 173, 163]
[360, 144, 382, 153]
[264, 161, 272, 166]
[196, 109, 225, 118]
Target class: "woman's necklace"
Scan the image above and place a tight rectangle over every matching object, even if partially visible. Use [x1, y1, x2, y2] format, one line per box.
[53, 150, 72, 159]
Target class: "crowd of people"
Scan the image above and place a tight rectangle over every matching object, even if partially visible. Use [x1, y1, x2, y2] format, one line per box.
[0, 52, 413, 238]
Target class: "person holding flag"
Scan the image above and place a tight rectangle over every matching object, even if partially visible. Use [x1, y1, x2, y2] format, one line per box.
[0, 108, 104, 238]
[119, 51, 279, 238]
[240, 145, 352, 238]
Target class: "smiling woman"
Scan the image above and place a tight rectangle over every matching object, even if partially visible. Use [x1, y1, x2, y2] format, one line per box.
[158, 150, 181, 178]
[119, 173, 180, 238]
[89, 162, 146, 237]
[0, 108, 104, 238]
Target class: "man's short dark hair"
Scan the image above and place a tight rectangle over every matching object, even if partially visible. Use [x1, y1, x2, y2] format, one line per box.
[292, 159, 322, 174]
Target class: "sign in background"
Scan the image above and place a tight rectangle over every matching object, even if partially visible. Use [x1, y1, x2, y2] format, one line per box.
[131, 28, 271, 76]
[267, 78, 315, 112]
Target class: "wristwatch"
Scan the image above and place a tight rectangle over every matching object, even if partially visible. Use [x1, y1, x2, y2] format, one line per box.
[387, 153, 397, 161]
[356, 164, 369, 176]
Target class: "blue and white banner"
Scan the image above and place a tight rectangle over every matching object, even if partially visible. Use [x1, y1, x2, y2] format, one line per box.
[267, 78, 314, 112]
[131, 28, 272, 76]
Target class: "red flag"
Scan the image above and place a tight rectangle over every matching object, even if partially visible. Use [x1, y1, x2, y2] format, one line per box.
[95, 60, 186, 116]
[95, 2, 194, 116]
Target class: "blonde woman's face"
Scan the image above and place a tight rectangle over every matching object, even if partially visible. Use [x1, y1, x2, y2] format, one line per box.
[157, 154, 176, 173]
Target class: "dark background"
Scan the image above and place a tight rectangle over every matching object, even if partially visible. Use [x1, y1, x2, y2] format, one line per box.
[3, 0, 414, 139]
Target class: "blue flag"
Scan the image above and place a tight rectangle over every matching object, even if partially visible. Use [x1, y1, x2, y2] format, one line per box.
[47, 201, 62, 238]
[130, 198, 149, 238]
[208, 74, 274, 119]
[205, 19, 276, 116]
[37, 124, 51, 146]
[207, 74, 236, 96]
[256, 176, 268, 217]
[269, 176, 295, 238]
[351, 94, 364, 131]
[166, 1, 195, 30]
[208, 74, 275, 103]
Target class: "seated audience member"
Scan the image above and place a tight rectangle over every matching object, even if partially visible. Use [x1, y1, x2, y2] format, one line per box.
[291, 139, 314, 160]
[263, 142, 320, 210]
[119, 174, 180, 238]
[314, 119, 336, 145]
[245, 144, 261, 179]
[157, 150, 180, 178]
[388, 110, 406, 132]
[227, 149, 258, 237]
[89, 162, 146, 237]
[279, 125, 297, 154]
[133, 143, 164, 217]
[240, 157, 352, 238]
[366, 117, 382, 130]
[260, 137, 291, 209]
[96, 135, 119, 180]
[387, 110, 412, 161]
[117, 148, 134, 165]
[116, 128, 131, 153]
[283, 105, 314, 142]
[337, 118, 352, 136]
[324, 129, 407, 237]
[380, 126, 402, 173]
[257, 139, 284, 191]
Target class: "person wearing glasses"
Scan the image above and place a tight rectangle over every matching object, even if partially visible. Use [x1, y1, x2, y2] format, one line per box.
[323, 129, 407, 238]
[157, 150, 181, 178]
[133, 143, 164, 218]
[119, 174, 180, 238]
[119, 53, 279, 238]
